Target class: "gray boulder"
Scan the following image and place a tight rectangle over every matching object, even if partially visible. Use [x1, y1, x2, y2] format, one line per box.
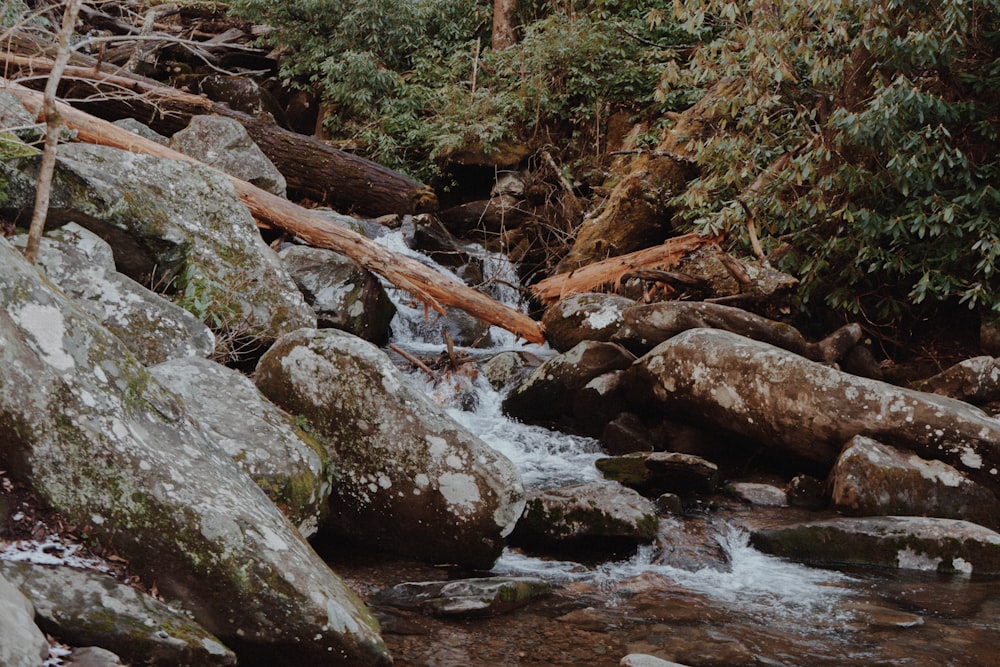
[149, 356, 331, 537]
[0, 239, 389, 666]
[542, 292, 636, 352]
[913, 356, 1000, 405]
[830, 436, 1000, 529]
[0, 571, 49, 667]
[170, 115, 287, 197]
[0, 561, 236, 666]
[503, 341, 636, 425]
[635, 329, 1000, 493]
[612, 300, 861, 361]
[254, 328, 525, 569]
[14, 223, 214, 365]
[372, 577, 552, 618]
[279, 244, 395, 345]
[595, 452, 719, 497]
[751, 516, 1000, 574]
[113, 118, 169, 145]
[511, 482, 659, 553]
[0, 143, 315, 350]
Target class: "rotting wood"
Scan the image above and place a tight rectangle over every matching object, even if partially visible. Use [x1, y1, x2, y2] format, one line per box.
[1, 53, 438, 215]
[6, 81, 545, 344]
[531, 233, 719, 305]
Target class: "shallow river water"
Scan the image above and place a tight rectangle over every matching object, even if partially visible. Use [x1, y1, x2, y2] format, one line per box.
[324, 230, 1000, 667]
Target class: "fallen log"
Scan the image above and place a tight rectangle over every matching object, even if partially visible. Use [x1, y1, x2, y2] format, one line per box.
[7, 81, 544, 344]
[2, 54, 437, 215]
[531, 233, 719, 305]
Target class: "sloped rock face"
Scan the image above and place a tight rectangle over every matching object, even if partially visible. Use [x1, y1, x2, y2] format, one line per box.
[0, 571, 48, 667]
[913, 356, 1000, 405]
[542, 293, 636, 352]
[13, 223, 214, 365]
[372, 577, 552, 618]
[595, 452, 719, 497]
[0, 561, 236, 666]
[0, 144, 315, 348]
[751, 516, 1000, 574]
[829, 436, 1000, 529]
[0, 240, 389, 666]
[170, 115, 287, 197]
[635, 329, 1000, 492]
[254, 328, 525, 569]
[149, 356, 331, 537]
[279, 244, 395, 345]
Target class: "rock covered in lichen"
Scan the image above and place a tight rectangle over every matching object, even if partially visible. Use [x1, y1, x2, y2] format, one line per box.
[150, 356, 331, 537]
[0, 143, 315, 349]
[829, 436, 1000, 529]
[0, 571, 49, 667]
[541, 292, 636, 352]
[254, 328, 526, 569]
[751, 516, 1000, 574]
[0, 239, 389, 666]
[635, 328, 1000, 493]
[12, 223, 214, 365]
[0, 560, 236, 666]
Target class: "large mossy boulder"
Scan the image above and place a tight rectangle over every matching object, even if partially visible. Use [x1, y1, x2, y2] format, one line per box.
[0, 239, 389, 667]
[254, 328, 525, 569]
[0, 143, 315, 349]
[541, 293, 636, 352]
[150, 356, 331, 537]
[634, 329, 1000, 492]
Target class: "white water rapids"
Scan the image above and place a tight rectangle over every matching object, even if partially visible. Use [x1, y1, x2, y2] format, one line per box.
[377, 224, 856, 624]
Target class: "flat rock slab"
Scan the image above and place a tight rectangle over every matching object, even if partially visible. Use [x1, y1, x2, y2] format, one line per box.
[372, 577, 552, 618]
[751, 516, 1000, 574]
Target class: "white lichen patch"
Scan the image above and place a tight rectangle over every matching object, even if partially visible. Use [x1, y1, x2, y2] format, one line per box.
[12, 303, 75, 371]
[907, 454, 966, 487]
[959, 447, 983, 470]
[437, 472, 481, 513]
[583, 304, 623, 330]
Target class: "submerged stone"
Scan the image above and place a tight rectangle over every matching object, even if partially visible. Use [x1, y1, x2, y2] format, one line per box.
[372, 577, 552, 618]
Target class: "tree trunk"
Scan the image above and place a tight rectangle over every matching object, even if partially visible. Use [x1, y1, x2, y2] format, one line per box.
[7, 81, 545, 345]
[492, 0, 518, 51]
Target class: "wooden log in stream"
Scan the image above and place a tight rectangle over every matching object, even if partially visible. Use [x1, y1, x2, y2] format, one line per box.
[6, 81, 545, 345]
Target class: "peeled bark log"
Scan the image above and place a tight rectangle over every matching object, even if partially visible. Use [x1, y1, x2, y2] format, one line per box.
[7, 82, 544, 344]
[2, 54, 437, 215]
[531, 233, 718, 305]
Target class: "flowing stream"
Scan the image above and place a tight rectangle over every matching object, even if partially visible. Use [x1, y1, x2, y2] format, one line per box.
[361, 225, 1000, 666]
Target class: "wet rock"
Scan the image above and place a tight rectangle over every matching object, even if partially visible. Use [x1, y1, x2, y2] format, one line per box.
[503, 341, 636, 426]
[480, 350, 544, 391]
[372, 577, 552, 618]
[572, 370, 630, 436]
[0, 571, 48, 667]
[612, 300, 861, 362]
[829, 436, 1000, 529]
[279, 244, 395, 345]
[785, 474, 828, 510]
[751, 516, 1000, 574]
[0, 143, 315, 351]
[13, 223, 214, 365]
[841, 602, 924, 630]
[635, 328, 1000, 493]
[601, 412, 659, 455]
[65, 646, 125, 666]
[542, 293, 637, 352]
[729, 482, 787, 507]
[595, 451, 719, 497]
[621, 655, 692, 667]
[170, 115, 286, 197]
[150, 356, 330, 537]
[0, 561, 236, 666]
[254, 328, 525, 569]
[913, 356, 1000, 405]
[511, 482, 659, 554]
[0, 240, 389, 666]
